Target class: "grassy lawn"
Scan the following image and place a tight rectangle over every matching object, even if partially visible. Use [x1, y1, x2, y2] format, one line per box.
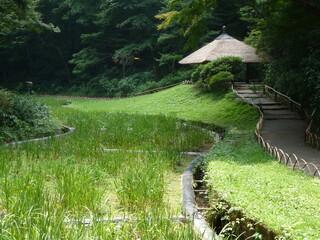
[55, 85, 258, 131]
[41, 84, 320, 239]
[205, 134, 320, 239]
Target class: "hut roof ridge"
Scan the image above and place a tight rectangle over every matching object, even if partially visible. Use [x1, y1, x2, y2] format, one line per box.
[179, 31, 261, 64]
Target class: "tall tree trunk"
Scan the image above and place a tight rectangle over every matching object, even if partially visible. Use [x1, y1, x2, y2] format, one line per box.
[122, 64, 126, 78]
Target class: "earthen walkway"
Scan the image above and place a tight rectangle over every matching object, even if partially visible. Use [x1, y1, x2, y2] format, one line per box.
[233, 82, 320, 168]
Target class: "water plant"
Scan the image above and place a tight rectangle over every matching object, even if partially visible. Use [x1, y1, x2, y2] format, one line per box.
[0, 99, 214, 238]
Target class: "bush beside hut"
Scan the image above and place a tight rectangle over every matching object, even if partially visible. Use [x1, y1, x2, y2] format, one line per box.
[192, 56, 244, 92]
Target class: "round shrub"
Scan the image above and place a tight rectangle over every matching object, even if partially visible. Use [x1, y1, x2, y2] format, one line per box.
[192, 57, 244, 91]
[207, 71, 234, 92]
[0, 89, 59, 143]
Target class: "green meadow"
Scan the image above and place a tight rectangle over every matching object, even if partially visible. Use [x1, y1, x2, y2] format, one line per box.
[54, 85, 320, 239]
[1, 84, 320, 239]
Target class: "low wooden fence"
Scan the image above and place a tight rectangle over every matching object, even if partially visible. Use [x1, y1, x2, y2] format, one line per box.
[263, 85, 304, 117]
[133, 81, 194, 96]
[255, 128, 320, 178]
[305, 119, 320, 150]
[263, 85, 320, 152]
[233, 85, 320, 178]
[39, 81, 194, 100]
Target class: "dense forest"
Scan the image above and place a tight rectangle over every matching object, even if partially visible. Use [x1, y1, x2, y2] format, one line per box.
[1, 0, 320, 117]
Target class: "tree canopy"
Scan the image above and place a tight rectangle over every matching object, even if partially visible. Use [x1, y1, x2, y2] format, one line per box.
[1, 0, 320, 120]
[241, 0, 320, 119]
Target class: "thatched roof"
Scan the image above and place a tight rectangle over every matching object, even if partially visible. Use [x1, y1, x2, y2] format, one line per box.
[179, 32, 261, 64]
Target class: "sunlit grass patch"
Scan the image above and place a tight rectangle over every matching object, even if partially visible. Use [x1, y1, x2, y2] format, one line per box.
[41, 85, 258, 130]
[205, 132, 320, 239]
[114, 155, 166, 212]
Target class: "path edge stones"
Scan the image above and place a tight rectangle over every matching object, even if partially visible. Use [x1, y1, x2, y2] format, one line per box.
[3, 125, 75, 147]
[181, 130, 221, 240]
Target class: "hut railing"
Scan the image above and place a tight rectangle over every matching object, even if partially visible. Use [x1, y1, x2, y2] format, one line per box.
[263, 85, 304, 118]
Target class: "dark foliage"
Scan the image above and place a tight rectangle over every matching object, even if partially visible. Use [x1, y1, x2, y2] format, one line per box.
[192, 57, 243, 92]
[0, 0, 250, 97]
[0, 89, 58, 143]
[241, 0, 320, 120]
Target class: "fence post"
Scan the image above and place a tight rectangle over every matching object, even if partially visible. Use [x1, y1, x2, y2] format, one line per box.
[301, 105, 305, 119]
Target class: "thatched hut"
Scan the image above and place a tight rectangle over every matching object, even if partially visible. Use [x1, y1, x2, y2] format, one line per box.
[179, 27, 261, 82]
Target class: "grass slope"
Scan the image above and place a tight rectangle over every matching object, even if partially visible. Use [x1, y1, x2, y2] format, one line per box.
[65, 85, 258, 130]
[42, 85, 320, 239]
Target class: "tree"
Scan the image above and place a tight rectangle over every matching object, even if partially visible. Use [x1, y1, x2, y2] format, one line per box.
[68, 0, 164, 95]
[241, 0, 320, 120]
[156, 0, 217, 50]
[0, 0, 60, 89]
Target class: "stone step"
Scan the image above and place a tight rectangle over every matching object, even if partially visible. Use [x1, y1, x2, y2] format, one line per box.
[240, 94, 264, 98]
[234, 86, 252, 92]
[236, 90, 263, 94]
[253, 101, 282, 105]
[248, 98, 281, 105]
[234, 82, 261, 87]
[262, 109, 298, 115]
[260, 105, 289, 110]
[263, 114, 301, 120]
[234, 82, 248, 86]
[234, 82, 260, 86]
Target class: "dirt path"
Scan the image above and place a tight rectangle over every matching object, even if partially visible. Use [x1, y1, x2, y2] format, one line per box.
[234, 82, 320, 168]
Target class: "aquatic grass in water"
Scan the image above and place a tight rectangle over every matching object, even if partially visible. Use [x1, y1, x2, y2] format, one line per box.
[0, 101, 214, 238]
[114, 155, 167, 212]
[54, 163, 105, 214]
